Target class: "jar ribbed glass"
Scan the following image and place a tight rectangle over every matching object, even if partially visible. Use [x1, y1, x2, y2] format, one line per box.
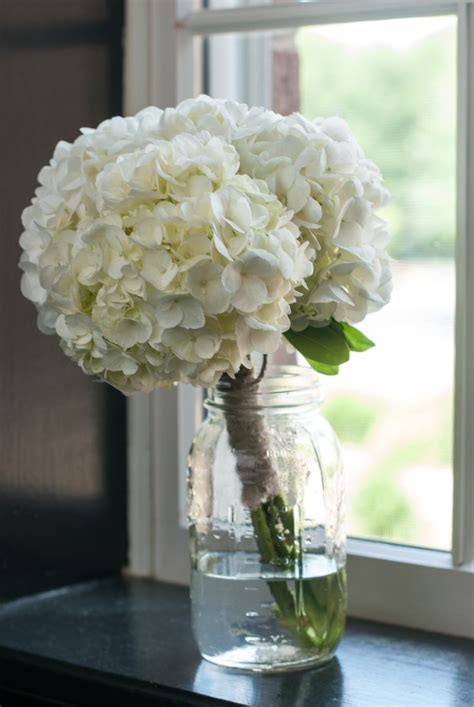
[188, 365, 346, 673]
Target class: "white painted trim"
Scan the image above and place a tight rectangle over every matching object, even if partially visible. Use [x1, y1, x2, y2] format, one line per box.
[176, 0, 202, 102]
[207, 32, 272, 107]
[178, 386, 203, 528]
[125, 0, 201, 583]
[150, 387, 190, 583]
[208, 33, 243, 100]
[124, 0, 150, 113]
[347, 549, 474, 638]
[241, 33, 272, 108]
[124, 0, 158, 579]
[127, 394, 154, 576]
[179, 0, 464, 35]
[348, 539, 454, 567]
[125, 0, 176, 111]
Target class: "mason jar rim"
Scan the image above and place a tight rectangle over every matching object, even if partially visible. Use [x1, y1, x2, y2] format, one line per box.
[205, 364, 323, 411]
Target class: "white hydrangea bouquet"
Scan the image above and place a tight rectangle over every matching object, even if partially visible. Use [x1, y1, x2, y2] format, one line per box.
[20, 95, 391, 391]
[19, 95, 391, 652]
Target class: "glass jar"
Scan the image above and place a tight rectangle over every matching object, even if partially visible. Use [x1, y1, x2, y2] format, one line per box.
[188, 365, 346, 673]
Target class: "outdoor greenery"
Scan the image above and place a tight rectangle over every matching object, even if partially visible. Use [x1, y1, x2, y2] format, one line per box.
[324, 392, 453, 544]
[323, 396, 380, 445]
[297, 21, 456, 259]
[353, 469, 417, 542]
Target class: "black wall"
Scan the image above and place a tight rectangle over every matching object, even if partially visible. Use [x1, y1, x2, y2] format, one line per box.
[0, 0, 127, 600]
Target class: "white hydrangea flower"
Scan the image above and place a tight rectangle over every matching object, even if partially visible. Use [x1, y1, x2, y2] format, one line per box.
[19, 96, 391, 393]
[186, 261, 231, 314]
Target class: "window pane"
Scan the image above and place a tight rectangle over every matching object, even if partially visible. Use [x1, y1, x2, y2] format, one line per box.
[206, 16, 456, 550]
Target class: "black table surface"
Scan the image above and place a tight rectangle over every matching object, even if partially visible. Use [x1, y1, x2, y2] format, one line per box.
[0, 576, 472, 707]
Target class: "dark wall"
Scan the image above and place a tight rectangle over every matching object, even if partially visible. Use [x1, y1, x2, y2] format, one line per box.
[0, 0, 127, 600]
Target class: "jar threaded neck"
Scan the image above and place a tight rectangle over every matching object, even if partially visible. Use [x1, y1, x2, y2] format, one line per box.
[206, 365, 323, 411]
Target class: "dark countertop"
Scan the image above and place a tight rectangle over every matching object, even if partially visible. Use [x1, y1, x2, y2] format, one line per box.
[0, 576, 472, 707]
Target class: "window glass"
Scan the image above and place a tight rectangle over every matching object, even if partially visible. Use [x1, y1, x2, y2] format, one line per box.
[206, 15, 457, 550]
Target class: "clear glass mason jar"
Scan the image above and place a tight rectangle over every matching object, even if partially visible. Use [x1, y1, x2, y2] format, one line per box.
[188, 365, 346, 673]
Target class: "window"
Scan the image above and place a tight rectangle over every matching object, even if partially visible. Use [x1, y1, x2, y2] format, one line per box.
[125, 0, 474, 637]
[208, 14, 457, 552]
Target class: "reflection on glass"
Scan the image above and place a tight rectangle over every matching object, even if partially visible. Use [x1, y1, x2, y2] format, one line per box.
[206, 15, 456, 550]
[193, 655, 344, 705]
[193, 659, 256, 704]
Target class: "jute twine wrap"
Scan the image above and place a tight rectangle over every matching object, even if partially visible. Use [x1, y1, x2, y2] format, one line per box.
[216, 359, 280, 509]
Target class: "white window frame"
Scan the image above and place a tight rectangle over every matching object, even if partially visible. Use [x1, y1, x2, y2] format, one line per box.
[125, 0, 474, 638]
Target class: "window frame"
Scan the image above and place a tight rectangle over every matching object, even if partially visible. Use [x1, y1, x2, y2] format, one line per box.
[124, 0, 474, 637]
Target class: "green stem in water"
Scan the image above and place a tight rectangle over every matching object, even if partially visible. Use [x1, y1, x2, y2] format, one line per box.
[252, 494, 344, 650]
[250, 503, 317, 649]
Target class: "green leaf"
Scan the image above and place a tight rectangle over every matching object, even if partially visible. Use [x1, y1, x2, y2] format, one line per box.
[330, 320, 375, 353]
[305, 358, 339, 376]
[284, 325, 350, 366]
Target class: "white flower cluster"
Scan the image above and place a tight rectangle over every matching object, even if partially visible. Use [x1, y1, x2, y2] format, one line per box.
[19, 96, 391, 393]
